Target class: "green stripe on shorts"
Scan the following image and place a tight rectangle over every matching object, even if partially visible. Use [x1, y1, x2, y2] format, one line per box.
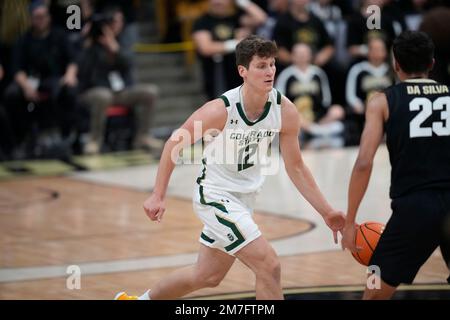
[198, 185, 228, 214]
[215, 214, 245, 252]
[200, 232, 215, 244]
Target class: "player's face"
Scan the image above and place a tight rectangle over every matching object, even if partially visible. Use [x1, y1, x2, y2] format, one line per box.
[242, 55, 276, 92]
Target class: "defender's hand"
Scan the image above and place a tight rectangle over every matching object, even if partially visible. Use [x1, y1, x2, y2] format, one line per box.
[143, 193, 165, 223]
[323, 210, 346, 244]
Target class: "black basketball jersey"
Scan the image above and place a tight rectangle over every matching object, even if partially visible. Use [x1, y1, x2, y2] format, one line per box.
[385, 79, 450, 198]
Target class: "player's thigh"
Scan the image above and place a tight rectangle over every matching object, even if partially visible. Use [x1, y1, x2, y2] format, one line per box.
[234, 236, 279, 274]
[195, 243, 235, 279]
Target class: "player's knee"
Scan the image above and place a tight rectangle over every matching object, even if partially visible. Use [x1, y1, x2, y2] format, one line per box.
[197, 273, 224, 288]
[256, 256, 281, 280]
[268, 258, 281, 279]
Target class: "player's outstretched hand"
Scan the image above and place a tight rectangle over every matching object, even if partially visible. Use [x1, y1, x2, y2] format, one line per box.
[323, 210, 346, 244]
[143, 193, 166, 223]
[341, 223, 361, 252]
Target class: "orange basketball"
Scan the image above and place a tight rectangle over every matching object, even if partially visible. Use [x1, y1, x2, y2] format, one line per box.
[351, 221, 385, 266]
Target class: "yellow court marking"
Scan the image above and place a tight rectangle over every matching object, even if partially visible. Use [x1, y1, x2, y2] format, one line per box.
[134, 41, 194, 53]
[0, 166, 14, 179]
[72, 151, 157, 170]
[0, 160, 74, 178]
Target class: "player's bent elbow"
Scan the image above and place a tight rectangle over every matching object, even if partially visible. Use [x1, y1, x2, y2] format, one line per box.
[354, 158, 373, 172]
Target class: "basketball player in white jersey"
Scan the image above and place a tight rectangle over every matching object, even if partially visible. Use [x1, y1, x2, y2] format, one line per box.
[115, 35, 345, 300]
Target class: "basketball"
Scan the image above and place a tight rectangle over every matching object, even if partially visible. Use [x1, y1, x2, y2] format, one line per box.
[351, 222, 385, 266]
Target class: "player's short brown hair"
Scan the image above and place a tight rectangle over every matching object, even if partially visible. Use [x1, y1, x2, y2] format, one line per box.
[236, 35, 278, 68]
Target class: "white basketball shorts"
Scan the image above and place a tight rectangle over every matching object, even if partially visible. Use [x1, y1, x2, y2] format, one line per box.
[193, 184, 262, 255]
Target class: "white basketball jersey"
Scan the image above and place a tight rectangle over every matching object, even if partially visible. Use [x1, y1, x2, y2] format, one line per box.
[197, 85, 282, 193]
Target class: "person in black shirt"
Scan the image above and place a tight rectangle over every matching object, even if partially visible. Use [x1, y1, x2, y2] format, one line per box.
[48, 0, 92, 29]
[346, 0, 397, 63]
[77, 6, 158, 154]
[0, 58, 15, 159]
[342, 31, 450, 299]
[0, 58, 4, 91]
[275, 43, 344, 147]
[192, 0, 267, 100]
[47, 0, 93, 50]
[272, 0, 334, 70]
[3, 1, 78, 151]
[93, 0, 139, 57]
[272, 0, 348, 106]
[345, 37, 395, 142]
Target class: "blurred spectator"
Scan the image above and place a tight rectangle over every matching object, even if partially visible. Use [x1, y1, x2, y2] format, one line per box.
[192, 0, 267, 99]
[46, 0, 93, 28]
[0, 60, 3, 82]
[275, 43, 344, 148]
[252, 0, 268, 10]
[309, 0, 350, 99]
[0, 0, 30, 86]
[3, 1, 78, 156]
[420, 6, 450, 86]
[309, 0, 342, 40]
[272, 0, 348, 106]
[0, 57, 4, 92]
[93, 0, 139, 57]
[272, 0, 334, 69]
[257, 0, 289, 39]
[0, 59, 15, 160]
[401, 0, 431, 31]
[45, 0, 94, 49]
[383, 0, 407, 34]
[332, 0, 357, 17]
[345, 37, 394, 142]
[346, 0, 397, 63]
[77, 7, 159, 154]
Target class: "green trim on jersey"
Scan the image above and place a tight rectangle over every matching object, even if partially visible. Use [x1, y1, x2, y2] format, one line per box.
[214, 214, 245, 251]
[219, 95, 231, 107]
[201, 232, 215, 244]
[276, 90, 281, 105]
[196, 159, 245, 251]
[236, 101, 272, 126]
[197, 158, 228, 214]
[196, 158, 207, 185]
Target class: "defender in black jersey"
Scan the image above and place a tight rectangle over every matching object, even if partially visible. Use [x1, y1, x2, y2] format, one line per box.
[342, 31, 450, 299]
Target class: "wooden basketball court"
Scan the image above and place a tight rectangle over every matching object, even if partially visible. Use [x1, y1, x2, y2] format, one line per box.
[0, 146, 449, 299]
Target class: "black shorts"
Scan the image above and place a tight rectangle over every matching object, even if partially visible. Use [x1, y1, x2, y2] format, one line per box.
[370, 189, 450, 287]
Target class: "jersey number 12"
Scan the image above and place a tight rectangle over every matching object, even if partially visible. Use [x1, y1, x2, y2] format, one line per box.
[238, 143, 257, 171]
